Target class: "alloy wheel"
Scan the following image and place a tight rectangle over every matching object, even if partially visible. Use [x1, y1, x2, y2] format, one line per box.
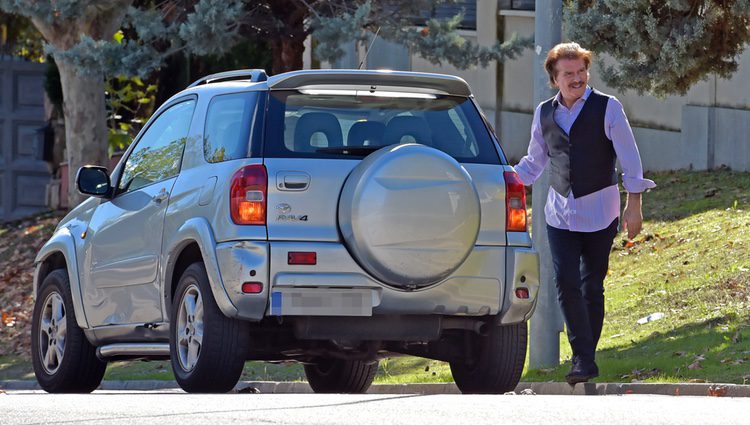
[38, 292, 67, 374]
[176, 284, 204, 372]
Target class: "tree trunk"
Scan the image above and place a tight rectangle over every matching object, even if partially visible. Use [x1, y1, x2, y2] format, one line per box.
[29, 0, 131, 209]
[271, 36, 306, 74]
[55, 60, 109, 208]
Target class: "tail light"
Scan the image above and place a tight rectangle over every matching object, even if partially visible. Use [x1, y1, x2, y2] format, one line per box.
[230, 164, 267, 225]
[504, 171, 527, 232]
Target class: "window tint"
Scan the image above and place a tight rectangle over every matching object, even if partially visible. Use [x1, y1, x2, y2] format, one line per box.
[118, 99, 196, 193]
[265, 91, 502, 164]
[203, 92, 257, 163]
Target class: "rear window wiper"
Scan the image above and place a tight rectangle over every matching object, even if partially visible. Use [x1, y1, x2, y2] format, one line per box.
[315, 146, 384, 155]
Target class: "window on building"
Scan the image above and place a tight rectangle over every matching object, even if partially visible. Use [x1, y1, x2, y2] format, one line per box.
[499, 0, 535, 11]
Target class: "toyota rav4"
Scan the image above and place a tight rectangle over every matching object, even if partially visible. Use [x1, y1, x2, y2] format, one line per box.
[32, 69, 539, 394]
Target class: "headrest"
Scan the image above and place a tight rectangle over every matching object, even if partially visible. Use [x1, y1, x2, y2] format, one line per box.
[293, 112, 343, 152]
[383, 116, 432, 146]
[347, 121, 386, 147]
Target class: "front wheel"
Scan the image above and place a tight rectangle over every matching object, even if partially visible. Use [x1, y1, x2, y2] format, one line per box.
[31, 269, 107, 393]
[169, 262, 250, 393]
[449, 322, 527, 394]
[304, 358, 378, 393]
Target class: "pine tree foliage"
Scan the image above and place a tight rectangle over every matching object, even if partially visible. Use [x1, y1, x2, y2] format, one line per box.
[565, 0, 750, 97]
[0, 0, 243, 78]
[311, 0, 531, 69]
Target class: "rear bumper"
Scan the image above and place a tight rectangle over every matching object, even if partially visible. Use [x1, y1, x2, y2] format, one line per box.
[214, 241, 539, 324]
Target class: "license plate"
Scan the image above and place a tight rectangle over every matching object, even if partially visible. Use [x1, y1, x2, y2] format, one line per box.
[270, 288, 373, 316]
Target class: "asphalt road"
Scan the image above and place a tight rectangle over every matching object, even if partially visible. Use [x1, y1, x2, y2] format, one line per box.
[1, 391, 747, 425]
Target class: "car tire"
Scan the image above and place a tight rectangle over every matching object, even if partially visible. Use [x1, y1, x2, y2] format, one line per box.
[31, 269, 107, 393]
[304, 358, 379, 393]
[449, 322, 527, 394]
[170, 262, 250, 393]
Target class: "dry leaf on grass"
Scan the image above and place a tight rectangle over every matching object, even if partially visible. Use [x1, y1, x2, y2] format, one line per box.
[687, 361, 703, 370]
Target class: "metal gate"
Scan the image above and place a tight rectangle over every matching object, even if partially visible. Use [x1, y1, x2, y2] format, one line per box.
[0, 57, 49, 222]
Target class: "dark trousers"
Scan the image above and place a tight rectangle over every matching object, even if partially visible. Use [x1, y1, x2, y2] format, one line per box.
[546, 219, 618, 364]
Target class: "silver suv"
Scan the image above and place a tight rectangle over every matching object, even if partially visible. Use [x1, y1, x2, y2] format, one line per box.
[32, 69, 539, 394]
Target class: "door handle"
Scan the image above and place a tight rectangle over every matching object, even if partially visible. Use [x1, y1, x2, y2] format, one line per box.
[276, 172, 310, 191]
[152, 188, 169, 204]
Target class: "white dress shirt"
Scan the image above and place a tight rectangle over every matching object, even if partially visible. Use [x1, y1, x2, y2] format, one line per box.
[514, 87, 656, 232]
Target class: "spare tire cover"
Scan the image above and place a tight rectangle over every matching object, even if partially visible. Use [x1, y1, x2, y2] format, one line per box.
[339, 144, 481, 288]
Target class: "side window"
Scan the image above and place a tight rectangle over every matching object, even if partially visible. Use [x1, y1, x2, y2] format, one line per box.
[203, 92, 256, 163]
[118, 99, 196, 194]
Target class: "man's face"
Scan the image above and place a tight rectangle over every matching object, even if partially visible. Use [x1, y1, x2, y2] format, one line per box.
[554, 57, 588, 103]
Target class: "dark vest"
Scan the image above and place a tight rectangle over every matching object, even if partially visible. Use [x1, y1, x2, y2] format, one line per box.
[540, 89, 617, 198]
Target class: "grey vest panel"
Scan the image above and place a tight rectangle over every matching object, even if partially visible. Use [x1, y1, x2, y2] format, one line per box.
[540, 90, 617, 198]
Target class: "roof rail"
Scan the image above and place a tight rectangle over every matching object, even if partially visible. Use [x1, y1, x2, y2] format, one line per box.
[187, 69, 268, 88]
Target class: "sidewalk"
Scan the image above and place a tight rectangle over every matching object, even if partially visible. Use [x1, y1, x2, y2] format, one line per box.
[2, 380, 749, 396]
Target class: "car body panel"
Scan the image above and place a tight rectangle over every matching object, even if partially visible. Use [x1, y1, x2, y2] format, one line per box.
[80, 177, 175, 326]
[34, 227, 89, 329]
[264, 158, 357, 242]
[162, 216, 239, 319]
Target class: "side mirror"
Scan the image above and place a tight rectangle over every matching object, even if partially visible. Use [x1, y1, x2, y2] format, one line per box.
[76, 166, 112, 198]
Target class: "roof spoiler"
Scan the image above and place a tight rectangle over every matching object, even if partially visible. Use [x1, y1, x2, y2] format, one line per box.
[187, 69, 268, 88]
[267, 69, 472, 96]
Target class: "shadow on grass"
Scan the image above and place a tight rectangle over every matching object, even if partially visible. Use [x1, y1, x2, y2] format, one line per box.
[524, 317, 750, 384]
[640, 170, 750, 222]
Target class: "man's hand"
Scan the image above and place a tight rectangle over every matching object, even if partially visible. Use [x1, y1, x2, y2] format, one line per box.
[622, 192, 643, 239]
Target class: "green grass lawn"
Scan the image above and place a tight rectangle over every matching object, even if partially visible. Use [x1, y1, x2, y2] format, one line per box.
[2, 170, 749, 384]
[525, 170, 750, 384]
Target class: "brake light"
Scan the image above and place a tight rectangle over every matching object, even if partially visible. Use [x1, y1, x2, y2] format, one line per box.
[504, 171, 527, 232]
[230, 164, 267, 225]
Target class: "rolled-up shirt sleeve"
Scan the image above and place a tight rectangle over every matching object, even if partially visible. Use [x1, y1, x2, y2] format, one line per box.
[514, 105, 549, 186]
[605, 98, 656, 193]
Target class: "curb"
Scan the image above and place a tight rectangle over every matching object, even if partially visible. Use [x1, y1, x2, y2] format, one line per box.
[2, 380, 749, 396]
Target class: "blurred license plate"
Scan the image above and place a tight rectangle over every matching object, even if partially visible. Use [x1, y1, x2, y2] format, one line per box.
[270, 288, 372, 316]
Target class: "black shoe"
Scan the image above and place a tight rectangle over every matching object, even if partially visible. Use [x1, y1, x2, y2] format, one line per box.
[565, 360, 599, 385]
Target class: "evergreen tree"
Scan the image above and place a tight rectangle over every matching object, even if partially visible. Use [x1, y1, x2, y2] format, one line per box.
[244, 1, 530, 73]
[0, 0, 242, 207]
[0, 0, 529, 207]
[565, 0, 750, 97]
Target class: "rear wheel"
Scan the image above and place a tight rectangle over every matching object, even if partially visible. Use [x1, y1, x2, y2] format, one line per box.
[31, 269, 107, 393]
[170, 262, 249, 393]
[449, 322, 527, 394]
[304, 358, 378, 393]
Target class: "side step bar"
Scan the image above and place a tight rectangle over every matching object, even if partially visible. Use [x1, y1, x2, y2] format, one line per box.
[96, 343, 170, 360]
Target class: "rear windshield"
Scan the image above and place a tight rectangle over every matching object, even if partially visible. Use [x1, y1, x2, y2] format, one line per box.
[264, 90, 503, 164]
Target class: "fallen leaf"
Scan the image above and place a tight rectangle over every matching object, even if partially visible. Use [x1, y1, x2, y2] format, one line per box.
[708, 386, 728, 397]
[688, 361, 703, 370]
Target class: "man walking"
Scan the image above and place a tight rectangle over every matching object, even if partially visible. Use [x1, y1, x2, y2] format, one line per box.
[514, 42, 655, 384]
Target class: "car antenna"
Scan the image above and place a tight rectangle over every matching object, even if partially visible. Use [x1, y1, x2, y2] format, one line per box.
[358, 26, 381, 70]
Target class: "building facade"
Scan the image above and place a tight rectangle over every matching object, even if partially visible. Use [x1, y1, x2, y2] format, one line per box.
[310, 1, 750, 172]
